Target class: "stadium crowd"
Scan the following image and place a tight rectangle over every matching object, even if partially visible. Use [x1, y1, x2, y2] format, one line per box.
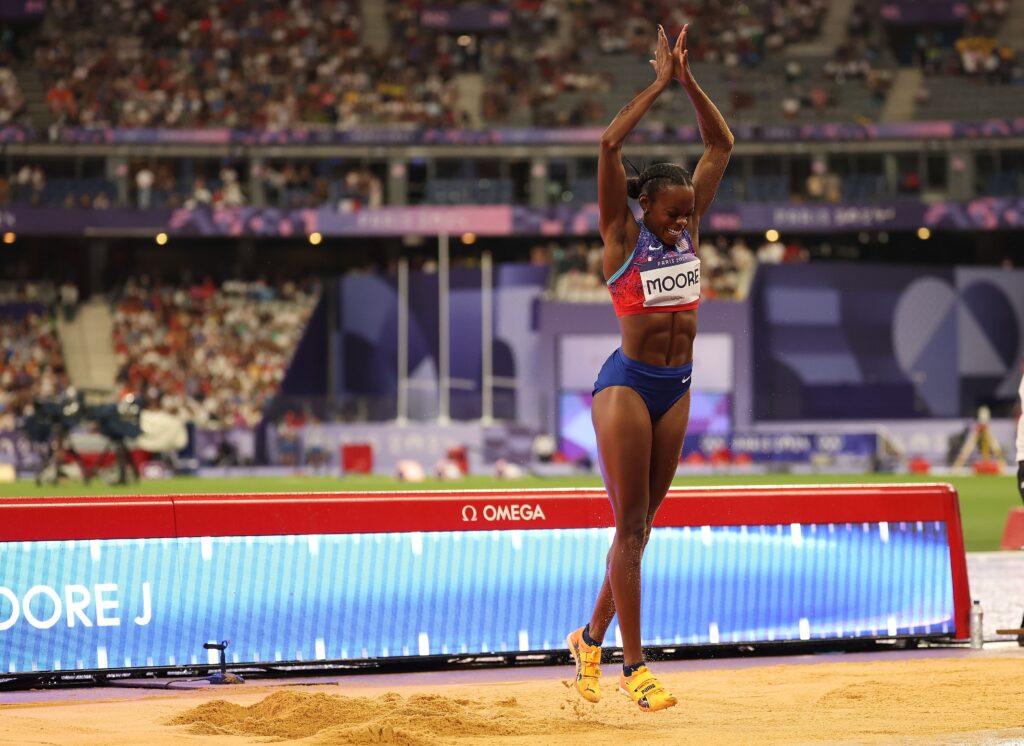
[26, 0, 835, 132]
[0, 159, 385, 210]
[571, 0, 827, 63]
[111, 276, 318, 428]
[0, 0, 1013, 211]
[33, 0, 463, 130]
[0, 276, 320, 452]
[0, 309, 68, 431]
[6, 0, 1016, 135]
[918, 0, 1015, 81]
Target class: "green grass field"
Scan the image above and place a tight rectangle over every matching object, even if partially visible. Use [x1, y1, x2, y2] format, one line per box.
[1, 472, 1017, 552]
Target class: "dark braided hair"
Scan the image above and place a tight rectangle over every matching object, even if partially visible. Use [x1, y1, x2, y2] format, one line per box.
[625, 162, 692, 201]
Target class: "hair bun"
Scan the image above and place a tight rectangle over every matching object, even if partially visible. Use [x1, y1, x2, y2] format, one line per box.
[626, 177, 643, 200]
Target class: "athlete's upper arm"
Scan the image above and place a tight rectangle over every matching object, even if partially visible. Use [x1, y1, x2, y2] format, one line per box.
[597, 140, 632, 247]
[690, 143, 732, 224]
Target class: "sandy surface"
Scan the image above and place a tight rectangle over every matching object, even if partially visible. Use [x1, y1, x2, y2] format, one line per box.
[2, 650, 1024, 745]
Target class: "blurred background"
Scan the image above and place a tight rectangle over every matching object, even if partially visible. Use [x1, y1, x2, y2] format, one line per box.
[0, 0, 1020, 517]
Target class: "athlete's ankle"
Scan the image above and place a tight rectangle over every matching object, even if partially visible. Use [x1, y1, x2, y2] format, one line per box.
[622, 660, 645, 677]
[582, 623, 602, 647]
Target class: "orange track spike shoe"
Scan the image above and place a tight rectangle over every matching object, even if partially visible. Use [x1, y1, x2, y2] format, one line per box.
[566, 627, 602, 703]
[618, 665, 678, 712]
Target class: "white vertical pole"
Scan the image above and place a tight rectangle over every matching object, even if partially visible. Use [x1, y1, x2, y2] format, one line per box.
[438, 233, 450, 425]
[396, 257, 409, 425]
[481, 250, 494, 424]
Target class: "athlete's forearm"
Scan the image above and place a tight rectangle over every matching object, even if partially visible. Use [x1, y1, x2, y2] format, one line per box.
[680, 79, 733, 150]
[601, 81, 668, 150]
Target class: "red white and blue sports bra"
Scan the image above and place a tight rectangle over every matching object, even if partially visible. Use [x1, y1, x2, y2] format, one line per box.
[606, 221, 701, 317]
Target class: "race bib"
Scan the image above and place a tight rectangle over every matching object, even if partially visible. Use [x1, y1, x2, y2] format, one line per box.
[639, 254, 701, 307]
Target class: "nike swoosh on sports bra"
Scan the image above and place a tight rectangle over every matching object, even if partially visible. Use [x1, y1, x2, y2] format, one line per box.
[606, 221, 701, 317]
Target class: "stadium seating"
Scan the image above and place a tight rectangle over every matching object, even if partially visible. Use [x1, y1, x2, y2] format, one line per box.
[913, 75, 1024, 121]
[0, 296, 68, 427]
[425, 178, 514, 205]
[111, 278, 319, 429]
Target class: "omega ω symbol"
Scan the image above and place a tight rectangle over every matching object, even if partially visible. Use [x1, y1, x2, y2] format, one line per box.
[461, 505, 478, 522]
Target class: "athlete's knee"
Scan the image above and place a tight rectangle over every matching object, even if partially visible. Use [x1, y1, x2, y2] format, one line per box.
[641, 522, 654, 547]
[613, 521, 648, 552]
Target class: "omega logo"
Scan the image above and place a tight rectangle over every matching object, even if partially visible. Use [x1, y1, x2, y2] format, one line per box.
[461, 504, 547, 522]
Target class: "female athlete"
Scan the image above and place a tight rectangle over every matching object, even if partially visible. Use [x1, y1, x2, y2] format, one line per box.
[566, 22, 733, 712]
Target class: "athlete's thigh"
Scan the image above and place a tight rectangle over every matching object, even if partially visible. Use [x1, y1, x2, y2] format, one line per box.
[647, 391, 691, 522]
[592, 386, 653, 523]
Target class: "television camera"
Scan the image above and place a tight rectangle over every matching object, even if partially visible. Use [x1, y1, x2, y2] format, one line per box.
[23, 391, 143, 485]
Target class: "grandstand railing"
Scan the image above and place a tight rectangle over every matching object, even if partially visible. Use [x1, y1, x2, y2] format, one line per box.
[0, 119, 1022, 148]
[1, 198, 1021, 237]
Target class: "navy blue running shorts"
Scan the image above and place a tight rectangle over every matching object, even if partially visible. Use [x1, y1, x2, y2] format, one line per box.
[592, 348, 693, 422]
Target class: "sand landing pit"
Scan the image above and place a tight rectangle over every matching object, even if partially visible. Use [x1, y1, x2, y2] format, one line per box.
[162, 655, 1024, 745]
[169, 689, 598, 744]
[3, 650, 1024, 745]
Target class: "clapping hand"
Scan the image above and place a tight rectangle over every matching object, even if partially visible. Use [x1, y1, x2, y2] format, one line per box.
[672, 23, 696, 88]
[648, 25, 673, 88]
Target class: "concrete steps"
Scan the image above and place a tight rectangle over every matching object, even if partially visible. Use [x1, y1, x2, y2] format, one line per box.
[58, 298, 118, 395]
[880, 67, 923, 123]
[11, 61, 51, 131]
[997, 0, 1024, 47]
[454, 73, 484, 127]
[786, 0, 859, 57]
[360, 0, 390, 53]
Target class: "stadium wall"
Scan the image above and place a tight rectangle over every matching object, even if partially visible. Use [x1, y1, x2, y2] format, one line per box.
[751, 264, 1024, 420]
[330, 264, 549, 424]
[310, 262, 1022, 430]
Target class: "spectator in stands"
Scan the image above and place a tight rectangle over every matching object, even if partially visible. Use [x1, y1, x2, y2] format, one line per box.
[45, 78, 76, 122]
[757, 235, 786, 263]
[187, 177, 212, 210]
[58, 281, 78, 322]
[219, 168, 246, 208]
[0, 67, 25, 126]
[338, 168, 383, 212]
[697, 236, 758, 300]
[11, 165, 44, 206]
[303, 415, 329, 471]
[781, 94, 800, 119]
[135, 166, 155, 210]
[730, 238, 757, 298]
[276, 410, 304, 467]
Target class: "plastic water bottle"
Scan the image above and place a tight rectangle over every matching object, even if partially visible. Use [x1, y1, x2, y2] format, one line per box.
[969, 600, 984, 649]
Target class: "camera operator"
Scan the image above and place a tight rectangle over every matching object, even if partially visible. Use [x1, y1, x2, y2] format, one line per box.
[23, 391, 90, 485]
[88, 397, 143, 485]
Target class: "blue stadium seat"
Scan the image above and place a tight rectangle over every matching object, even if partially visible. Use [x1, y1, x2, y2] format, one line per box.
[983, 171, 1017, 197]
[747, 175, 788, 202]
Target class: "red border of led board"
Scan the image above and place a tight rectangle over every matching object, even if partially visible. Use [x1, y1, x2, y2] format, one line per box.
[0, 483, 970, 638]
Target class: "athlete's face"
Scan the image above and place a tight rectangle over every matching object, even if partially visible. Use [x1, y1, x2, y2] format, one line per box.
[641, 184, 695, 246]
